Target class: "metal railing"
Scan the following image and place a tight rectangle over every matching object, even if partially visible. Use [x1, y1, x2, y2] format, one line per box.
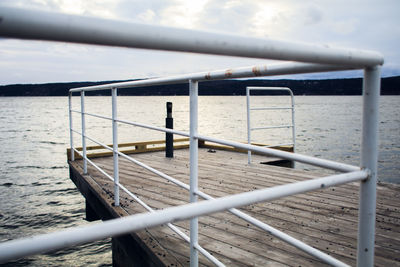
[246, 86, 296, 164]
[0, 5, 382, 267]
[69, 79, 358, 267]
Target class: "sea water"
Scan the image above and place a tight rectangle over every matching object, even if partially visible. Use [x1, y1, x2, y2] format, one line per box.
[0, 95, 399, 266]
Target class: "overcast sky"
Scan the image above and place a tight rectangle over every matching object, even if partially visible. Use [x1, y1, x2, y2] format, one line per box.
[1, 0, 399, 85]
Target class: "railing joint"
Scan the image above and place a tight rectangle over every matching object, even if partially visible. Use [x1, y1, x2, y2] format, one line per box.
[360, 168, 372, 181]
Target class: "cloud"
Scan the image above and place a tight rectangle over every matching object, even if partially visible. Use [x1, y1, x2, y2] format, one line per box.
[158, 0, 209, 29]
[330, 19, 359, 35]
[137, 9, 156, 23]
[1, 0, 400, 84]
[303, 5, 323, 25]
[114, 0, 173, 24]
[196, 0, 258, 34]
[1, 0, 119, 18]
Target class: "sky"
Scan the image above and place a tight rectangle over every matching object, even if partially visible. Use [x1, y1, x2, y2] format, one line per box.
[1, 0, 399, 85]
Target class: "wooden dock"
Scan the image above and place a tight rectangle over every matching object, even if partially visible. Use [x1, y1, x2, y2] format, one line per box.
[68, 141, 399, 266]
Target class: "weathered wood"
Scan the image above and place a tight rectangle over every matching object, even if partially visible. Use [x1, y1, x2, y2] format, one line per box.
[69, 161, 185, 267]
[90, 159, 399, 265]
[67, 138, 294, 162]
[68, 147, 400, 266]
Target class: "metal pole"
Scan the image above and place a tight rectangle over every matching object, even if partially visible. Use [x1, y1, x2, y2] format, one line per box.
[166, 102, 173, 158]
[246, 87, 252, 164]
[69, 63, 357, 93]
[0, 6, 384, 67]
[80, 91, 87, 174]
[189, 79, 199, 267]
[357, 66, 380, 267]
[112, 88, 120, 207]
[289, 90, 296, 153]
[68, 92, 75, 161]
[290, 89, 296, 168]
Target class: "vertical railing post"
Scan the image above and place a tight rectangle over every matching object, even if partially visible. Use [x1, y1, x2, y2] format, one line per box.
[246, 87, 251, 164]
[357, 66, 381, 267]
[68, 92, 75, 161]
[112, 87, 120, 207]
[80, 91, 87, 174]
[290, 90, 296, 153]
[189, 79, 199, 267]
[290, 89, 296, 168]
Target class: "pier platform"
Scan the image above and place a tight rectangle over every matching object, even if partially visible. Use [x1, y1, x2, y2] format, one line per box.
[68, 141, 399, 266]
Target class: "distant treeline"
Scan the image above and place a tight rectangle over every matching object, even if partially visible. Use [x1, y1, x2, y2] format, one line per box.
[1, 76, 399, 96]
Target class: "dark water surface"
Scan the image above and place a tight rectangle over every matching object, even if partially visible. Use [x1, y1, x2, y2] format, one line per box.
[0, 96, 399, 266]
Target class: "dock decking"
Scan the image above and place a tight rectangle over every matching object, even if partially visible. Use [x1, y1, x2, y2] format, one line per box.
[68, 146, 399, 266]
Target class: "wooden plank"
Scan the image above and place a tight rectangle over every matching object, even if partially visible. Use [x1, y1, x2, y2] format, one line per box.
[67, 138, 293, 162]
[200, 142, 294, 153]
[67, 144, 190, 160]
[76, 138, 190, 151]
[67, 138, 190, 160]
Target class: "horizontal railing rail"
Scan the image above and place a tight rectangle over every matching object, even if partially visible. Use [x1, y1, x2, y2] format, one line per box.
[0, 6, 383, 67]
[70, 109, 359, 172]
[69, 63, 355, 92]
[0, 5, 381, 267]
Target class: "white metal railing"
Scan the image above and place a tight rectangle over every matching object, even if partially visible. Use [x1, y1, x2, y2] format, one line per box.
[0, 5, 382, 267]
[73, 136, 224, 266]
[70, 89, 224, 266]
[0, 170, 368, 265]
[246, 86, 296, 164]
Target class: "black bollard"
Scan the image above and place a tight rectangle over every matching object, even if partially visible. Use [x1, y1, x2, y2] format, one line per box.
[166, 102, 173, 158]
